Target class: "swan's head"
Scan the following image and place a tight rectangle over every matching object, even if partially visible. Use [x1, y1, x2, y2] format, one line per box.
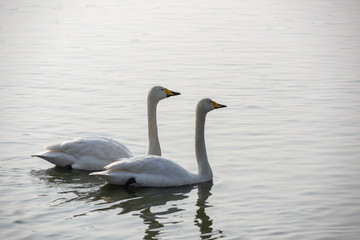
[148, 86, 181, 102]
[197, 98, 227, 114]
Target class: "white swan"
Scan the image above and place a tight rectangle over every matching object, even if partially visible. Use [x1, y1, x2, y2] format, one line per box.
[32, 86, 180, 170]
[90, 98, 227, 187]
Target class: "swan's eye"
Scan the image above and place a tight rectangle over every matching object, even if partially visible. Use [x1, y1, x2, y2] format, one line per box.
[209, 100, 212, 103]
[161, 88, 164, 91]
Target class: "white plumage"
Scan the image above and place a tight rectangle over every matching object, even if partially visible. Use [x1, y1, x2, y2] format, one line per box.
[32, 137, 132, 170]
[32, 86, 180, 170]
[97, 155, 196, 187]
[90, 98, 227, 187]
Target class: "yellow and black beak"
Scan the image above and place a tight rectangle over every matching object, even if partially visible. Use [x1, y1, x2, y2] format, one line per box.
[163, 88, 181, 98]
[211, 100, 227, 109]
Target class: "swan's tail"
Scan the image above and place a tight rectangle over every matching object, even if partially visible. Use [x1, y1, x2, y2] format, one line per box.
[31, 151, 50, 159]
[89, 171, 112, 183]
[90, 171, 132, 186]
[31, 151, 74, 167]
[89, 171, 108, 176]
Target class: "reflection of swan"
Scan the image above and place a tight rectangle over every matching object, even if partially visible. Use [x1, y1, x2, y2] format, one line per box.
[194, 182, 225, 239]
[89, 185, 195, 239]
[31, 86, 180, 170]
[31, 167, 102, 187]
[91, 98, 226, 187]
[91, 184, 193, 214]
[32, 168, 224, 239]
[30, 167, 103, 206]
[93, 182, 224, 239]
[195, 182, 214, 235]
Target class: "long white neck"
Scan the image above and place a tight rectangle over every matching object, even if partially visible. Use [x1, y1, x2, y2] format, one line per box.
[195, 109, 213, 181]
[147, 96, 161, 156]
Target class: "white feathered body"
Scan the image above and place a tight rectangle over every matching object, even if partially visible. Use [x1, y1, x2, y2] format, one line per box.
[32, 137, 133, 170]
[90, 155, 202, 187]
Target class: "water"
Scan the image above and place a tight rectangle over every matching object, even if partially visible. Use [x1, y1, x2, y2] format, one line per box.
[1, 0, 360, 239]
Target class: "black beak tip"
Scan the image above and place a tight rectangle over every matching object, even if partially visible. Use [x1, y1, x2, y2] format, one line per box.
[167, 91, 180, 97]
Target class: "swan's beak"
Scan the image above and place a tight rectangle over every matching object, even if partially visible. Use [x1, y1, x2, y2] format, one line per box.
[164, 88, 181, 98]
[211, 100, 227, 109]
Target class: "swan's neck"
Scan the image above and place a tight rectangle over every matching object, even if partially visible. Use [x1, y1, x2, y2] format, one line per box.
[147, 97, 161, 156]
[195, 111, 213, 181]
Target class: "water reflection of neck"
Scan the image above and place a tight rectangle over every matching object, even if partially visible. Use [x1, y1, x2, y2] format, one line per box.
[194, 182, 216, 238]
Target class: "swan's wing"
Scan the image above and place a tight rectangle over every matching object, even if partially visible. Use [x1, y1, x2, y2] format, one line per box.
[104, 155, 186, 175]
[93, 155, 196, 187]
[33, 137, 133, 170]
[46, 137, 133, 161]
[90, 156, 196, 187]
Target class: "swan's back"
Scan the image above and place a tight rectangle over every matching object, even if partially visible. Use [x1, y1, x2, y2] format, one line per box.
[32, 137, 133, 170]
[47, 137, 132, 160]
[92, 155, 196, 187]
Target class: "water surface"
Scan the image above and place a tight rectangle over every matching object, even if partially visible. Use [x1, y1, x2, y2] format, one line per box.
[1, 0, 360, 239]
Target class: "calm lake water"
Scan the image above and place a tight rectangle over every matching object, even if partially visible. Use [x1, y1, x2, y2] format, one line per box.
[1, 0, 360, 239]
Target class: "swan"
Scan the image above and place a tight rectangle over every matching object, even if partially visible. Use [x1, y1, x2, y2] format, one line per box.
[90, 98, 227, 187]
[31, 86, 180, 170]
